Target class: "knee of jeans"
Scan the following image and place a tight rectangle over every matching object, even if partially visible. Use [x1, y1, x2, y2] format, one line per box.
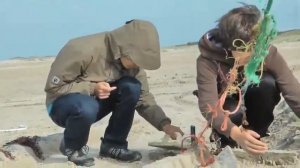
[119, 78, 141, 102]
[259, 73, 277, 91]
[75, 101, 98, 124]
[247, 73, 278, 98]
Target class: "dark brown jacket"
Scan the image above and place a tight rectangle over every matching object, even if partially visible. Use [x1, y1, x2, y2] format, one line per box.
[44, 20, 170, 130]
[196, 29, 300, 137]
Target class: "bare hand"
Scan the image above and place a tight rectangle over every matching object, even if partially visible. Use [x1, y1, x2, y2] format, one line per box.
[94, 82, 117, 99]
[231, 126, 268, 155]
[162, 124, 184, 140]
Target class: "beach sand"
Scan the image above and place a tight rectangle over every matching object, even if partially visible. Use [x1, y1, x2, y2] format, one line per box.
[0, 40, 299, 167]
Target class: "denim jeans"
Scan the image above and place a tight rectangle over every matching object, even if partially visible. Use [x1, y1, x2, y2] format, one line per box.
[49, 76, 141, 150]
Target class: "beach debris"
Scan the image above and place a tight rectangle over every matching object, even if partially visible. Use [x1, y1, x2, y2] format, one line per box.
[148, 149, 179, 161]
[232, 148, 298, 166]
[181, 125, 215, 167]
[213, 146, 238, 168]
[148, 125, 215, 167]
[274, 133, 298, 150]
[3, 136, 45, 160]
[0, 125, 27, 132]
[148, 134, 190, 150]
[0, 148, 15, 160]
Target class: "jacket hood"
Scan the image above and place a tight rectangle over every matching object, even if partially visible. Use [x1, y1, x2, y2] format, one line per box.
[198, 29, 234, 65]
[107, 20, 161, 70]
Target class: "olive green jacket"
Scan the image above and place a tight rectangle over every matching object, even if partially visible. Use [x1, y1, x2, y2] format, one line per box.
[44, 20, 170, 130]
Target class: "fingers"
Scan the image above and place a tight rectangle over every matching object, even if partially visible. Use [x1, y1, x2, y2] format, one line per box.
[244, 140, 268, 154]
[98, 90, 110, 99]
[172, 127, 185, 140]
[96, 82, 117, 99]
[100, 85, 117, 92]
[177, 127, 184, 136]
[110, 86, 117, 91]
[242, 129, 266, 148]
[170, 133, 177, 140]
[99, 94, 109, 99]
[170, 128, 184, 140]
[248, 130, 260, 139]
[244, 140, 267, 155]
[243, 131, 268, 155]
[164, 125, 184, 140]
[245, 147, 267, 155]
[247, 134, 267, 148]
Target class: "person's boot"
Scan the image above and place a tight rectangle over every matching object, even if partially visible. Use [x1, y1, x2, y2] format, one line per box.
[99, 141, 142, 162]
[59, 140, 95, 167]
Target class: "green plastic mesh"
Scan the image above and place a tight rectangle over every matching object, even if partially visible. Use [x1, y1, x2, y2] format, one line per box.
[244, 0, 277, 86]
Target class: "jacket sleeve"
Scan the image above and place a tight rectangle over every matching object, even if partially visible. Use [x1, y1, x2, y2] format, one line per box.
[266, 46, 300, 118]
[135, 69, 171, 130]
[44, 41, 96, 103]
[196, 56, 236, 137]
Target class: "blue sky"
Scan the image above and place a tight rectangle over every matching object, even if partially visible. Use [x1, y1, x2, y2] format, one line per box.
[0, 0, 299, 60]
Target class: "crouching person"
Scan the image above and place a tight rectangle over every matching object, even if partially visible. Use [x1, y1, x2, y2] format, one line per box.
[44, 20, 183, 166]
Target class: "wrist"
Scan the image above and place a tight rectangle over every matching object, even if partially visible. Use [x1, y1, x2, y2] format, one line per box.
[160, 119, 171, 131]
[162, 125, 169, 133]
[230, 126, 242, 141]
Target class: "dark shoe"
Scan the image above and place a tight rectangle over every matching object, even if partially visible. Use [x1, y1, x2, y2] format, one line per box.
[99, 143, 142, 162]
[59, 140, 95, 167]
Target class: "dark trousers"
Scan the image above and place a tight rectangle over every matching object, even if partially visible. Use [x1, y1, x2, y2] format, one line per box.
[49, 76, 141, 150]
[216, 72, 281, 144]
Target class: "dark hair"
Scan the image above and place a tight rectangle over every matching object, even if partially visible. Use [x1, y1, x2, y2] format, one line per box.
[217, 4, 261, 50]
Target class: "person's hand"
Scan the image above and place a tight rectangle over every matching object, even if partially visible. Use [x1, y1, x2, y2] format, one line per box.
[162, 124, 184, 140]
[94, 82, 117, 99]
[230, 126, 268, 155]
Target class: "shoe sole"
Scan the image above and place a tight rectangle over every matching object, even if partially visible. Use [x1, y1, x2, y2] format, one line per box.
[72, 160, 95, 167]
[99, 153, 142, 163]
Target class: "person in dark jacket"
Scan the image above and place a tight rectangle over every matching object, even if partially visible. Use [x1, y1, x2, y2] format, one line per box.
[196, 5, 300, 155]
[45, 20, 183, 166]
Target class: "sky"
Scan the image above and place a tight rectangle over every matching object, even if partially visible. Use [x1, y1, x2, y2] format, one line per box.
[0, 0, 299, 60]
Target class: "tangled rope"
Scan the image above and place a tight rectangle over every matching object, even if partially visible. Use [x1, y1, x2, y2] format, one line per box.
[209, 0, 277, 136]
[180, 126, 215, 167]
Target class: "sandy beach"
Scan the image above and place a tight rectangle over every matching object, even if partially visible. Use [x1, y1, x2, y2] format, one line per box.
[0, 33, 300, 167]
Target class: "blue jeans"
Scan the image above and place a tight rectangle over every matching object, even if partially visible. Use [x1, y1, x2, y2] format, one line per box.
[49, 76, 141, 150]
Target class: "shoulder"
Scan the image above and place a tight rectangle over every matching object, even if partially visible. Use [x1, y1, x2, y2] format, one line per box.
[265, 45, 279, 63]
[269, 45, 278, 56]
[65, 32, 107, 49]
[197, 55, 217, 68]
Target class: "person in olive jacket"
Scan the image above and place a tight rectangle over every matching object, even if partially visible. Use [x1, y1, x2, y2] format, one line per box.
[45, 20, 183, 166]
[196, 5, 300, 155]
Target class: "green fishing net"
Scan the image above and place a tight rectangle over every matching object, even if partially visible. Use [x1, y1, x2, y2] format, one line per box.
[244, 0, 277, 86]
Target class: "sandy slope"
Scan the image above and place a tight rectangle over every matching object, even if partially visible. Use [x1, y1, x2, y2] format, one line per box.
[0, 42, 299, 167]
